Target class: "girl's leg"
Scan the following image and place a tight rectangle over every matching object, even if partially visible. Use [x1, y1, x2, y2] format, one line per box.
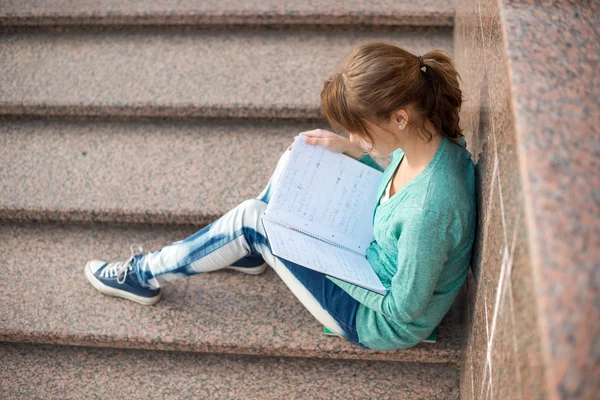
[256, 147, 291, 204]
[134, 197, 367, 348]
[229, 148, 291, 269]
[84, 149, 292, 302]
[136, 148, 292, 277]
[86, 147, 367, 348]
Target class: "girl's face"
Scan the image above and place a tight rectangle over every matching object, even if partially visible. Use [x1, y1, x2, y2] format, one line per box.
[349, 112, 408, 158]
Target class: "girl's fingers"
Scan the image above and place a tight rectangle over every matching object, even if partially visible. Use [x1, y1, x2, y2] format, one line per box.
[309, 129, 327, 137]
[302, 129, 332, 138]
[305, 136, 335, 148]
[300, 129, 337, 149]
[305, 136, 325, 144]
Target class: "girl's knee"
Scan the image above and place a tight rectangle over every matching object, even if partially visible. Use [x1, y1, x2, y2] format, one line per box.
[238, 199, 268, 228]
[241, 198, 267, 212]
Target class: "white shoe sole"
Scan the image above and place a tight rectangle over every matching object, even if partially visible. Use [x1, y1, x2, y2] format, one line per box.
[84, 261, 162, 306]
[225, 263, 268, 275]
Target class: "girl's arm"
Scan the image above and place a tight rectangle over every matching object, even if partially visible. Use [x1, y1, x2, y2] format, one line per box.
[343, 143, 385, 172]
[295, 129, 385, 172]
[326, 208, 456, 324]
[355, 153, 384, 172]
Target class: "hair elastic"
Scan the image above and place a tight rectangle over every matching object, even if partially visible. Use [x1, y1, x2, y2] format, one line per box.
[418, 56, 426, 73]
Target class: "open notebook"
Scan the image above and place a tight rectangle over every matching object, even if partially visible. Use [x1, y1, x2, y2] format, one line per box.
[261, 133, 387, 295]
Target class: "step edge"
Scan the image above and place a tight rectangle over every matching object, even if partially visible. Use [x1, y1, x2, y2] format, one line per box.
[0, 11, 455, 28]
[0, 328, 462, 364]
[0, 207, 221, 227]
[0, 103, 323, 121]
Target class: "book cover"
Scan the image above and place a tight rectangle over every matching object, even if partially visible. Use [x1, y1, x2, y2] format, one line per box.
[323, 326, 438, 343]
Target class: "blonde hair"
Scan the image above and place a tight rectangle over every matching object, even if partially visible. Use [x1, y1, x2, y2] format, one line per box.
[320, 42, 465, 148]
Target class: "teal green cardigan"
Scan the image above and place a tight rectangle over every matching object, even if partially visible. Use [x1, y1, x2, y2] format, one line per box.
[326, 136, 476, 350]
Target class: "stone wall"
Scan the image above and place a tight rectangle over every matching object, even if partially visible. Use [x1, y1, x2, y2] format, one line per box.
[455, 0, 544, 398]
[454, 0, 599, 399]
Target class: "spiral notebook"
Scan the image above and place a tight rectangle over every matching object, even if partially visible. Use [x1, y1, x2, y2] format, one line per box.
[261, 134, 387, 295]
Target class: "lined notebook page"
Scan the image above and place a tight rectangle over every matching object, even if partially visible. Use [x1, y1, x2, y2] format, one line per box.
[265, 134, 383, 254]
[262, 218, 387, 294]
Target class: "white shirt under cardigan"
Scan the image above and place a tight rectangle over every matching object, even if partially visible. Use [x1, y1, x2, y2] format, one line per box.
[379, 177, 393, 204]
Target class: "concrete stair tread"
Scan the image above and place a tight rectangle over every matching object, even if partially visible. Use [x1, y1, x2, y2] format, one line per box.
[0, 342, 460, 399]
[0, 221, 464, 363]
[0, 29, 452, 119]
[0, 0, 455, 27]
[0, 119, 394, 225]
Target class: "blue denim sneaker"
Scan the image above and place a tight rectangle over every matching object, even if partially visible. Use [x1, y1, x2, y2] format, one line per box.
[225, 253, 268, 275]
[225, 263, 268, 275]
[84, 244, 161, 305]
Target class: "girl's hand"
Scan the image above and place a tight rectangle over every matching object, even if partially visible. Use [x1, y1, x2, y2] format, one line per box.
[287, 129, 353, 154]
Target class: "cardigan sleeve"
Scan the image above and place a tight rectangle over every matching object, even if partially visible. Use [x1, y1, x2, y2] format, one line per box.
[356, 153, 384, 172]
[326, 208, 454, 324]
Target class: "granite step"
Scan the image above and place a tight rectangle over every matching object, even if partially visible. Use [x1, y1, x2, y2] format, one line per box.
[0, 221, 464, 364]
[0, 342, 461, 399]
[0, 118, 392, 225]
[0, 29, 452, 120]
[0, 0, 454, 28]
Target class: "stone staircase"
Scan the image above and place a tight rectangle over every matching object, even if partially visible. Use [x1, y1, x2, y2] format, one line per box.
[0, 2, 466, 398]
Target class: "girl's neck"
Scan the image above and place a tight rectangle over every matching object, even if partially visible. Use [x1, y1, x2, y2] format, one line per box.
[400, 134, 443, 170]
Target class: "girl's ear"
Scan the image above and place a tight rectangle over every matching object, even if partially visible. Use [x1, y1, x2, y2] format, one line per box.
[393, 108, 410, 125]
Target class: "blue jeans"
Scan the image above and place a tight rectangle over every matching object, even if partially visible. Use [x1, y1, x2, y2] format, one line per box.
[134, 148, 368, 349]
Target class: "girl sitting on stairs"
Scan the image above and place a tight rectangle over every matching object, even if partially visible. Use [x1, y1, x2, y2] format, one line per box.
[84, 42, 476, 351]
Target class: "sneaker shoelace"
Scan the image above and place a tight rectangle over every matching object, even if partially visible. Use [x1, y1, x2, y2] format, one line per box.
[101, 244, 144, 284]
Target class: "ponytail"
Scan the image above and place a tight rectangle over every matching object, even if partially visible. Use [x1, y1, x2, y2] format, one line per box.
[418, 50, 465, 146]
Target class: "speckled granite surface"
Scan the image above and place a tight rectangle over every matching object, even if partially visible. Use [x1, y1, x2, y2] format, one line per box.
[0, 119, 316, 224]
[0, 342, 460, 400]
[502, 2, 600, 399]
[0, 222, 464, 364]
[454, 0, 599, 399]
[0, 29, 452, 120]
[0, 0, 455, 27]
